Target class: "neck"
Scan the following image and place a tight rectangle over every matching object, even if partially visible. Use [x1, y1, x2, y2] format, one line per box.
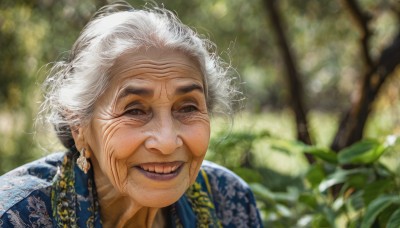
[92, 161, 163, 228]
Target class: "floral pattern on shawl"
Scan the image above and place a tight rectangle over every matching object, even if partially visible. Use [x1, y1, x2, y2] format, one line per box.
[0, 152, 263, 228]
[27, 195, 53, 226]
[201, 161, 263, 228]
[0, 153, 61, 227]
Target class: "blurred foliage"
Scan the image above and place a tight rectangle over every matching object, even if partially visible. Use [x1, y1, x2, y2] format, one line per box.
[1, 0, 400, 225]
[208, 127, 400, 227]
[0, 0, 98, 173]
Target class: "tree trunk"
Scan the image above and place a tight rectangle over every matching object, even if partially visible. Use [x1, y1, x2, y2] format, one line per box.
[262, 0, 315, 164]
[331, 0, 400, 151]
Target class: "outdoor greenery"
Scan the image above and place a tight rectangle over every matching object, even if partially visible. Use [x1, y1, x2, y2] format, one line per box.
[1, 0, 400, 227]
[207, 114, 400, 227]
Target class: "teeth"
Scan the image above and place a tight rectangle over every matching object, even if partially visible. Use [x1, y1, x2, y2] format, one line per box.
[155, 166, 163, 173]
[139, 164, 179, 174]
[148, 165, 155, 172]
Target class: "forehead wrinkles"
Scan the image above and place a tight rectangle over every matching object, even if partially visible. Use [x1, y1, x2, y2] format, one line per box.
[107, 51, 205, 104]
[120, 77, 198, 101]
[111, 59, 203, 80]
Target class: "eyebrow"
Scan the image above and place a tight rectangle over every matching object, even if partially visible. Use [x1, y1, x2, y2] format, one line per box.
[117, 83, 204, 100]
[176, 83, 204, 95]
[118, 87, 154, 99]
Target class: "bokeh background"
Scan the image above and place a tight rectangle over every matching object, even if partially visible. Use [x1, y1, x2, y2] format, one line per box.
[1, 0, 400, 227]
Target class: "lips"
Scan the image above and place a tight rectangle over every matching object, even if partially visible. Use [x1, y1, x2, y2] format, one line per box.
[136, 161, 184, 174]
[139, 163, 181, 174]
[134, 161, 184, 181]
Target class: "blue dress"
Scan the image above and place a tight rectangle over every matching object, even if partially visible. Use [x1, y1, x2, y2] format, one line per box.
[0, 151, 263, 227]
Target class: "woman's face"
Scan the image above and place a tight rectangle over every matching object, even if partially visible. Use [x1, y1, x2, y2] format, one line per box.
[83, 48, 210, 207]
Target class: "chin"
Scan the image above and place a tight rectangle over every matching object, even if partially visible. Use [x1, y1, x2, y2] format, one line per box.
[135, 190, 185, 208]
[123, 180, 189, 208]
[122, 165, 195, 208]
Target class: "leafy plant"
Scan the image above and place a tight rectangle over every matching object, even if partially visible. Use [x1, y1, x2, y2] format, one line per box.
[209, 129, 400, 227]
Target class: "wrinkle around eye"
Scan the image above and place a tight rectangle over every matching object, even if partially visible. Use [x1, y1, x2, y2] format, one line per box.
[100, 118, 126, 147]
[122, 110, 152, 124]
[176, 105, 197, 114]
[96, 117, 141, 151]
[174, 109, 209, 124]
[124, 108, 147, 116]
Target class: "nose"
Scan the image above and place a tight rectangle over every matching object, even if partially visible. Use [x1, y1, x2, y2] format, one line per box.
[144, 113, 183, 154]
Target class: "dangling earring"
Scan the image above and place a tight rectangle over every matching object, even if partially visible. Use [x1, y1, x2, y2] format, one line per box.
[77, 148, 91, 174]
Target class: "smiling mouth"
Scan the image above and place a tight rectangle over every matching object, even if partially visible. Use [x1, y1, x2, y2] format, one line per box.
[135, 161, 184, 175]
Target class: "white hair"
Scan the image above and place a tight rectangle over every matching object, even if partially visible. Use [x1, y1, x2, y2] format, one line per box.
[39, 2, 239, 148]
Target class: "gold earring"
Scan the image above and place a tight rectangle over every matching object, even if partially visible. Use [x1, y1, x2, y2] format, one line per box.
[77, 148, 91, 174]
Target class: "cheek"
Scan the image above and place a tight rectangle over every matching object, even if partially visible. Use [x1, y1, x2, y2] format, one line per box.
[182, 122, 210, 157]
[181, 121, 210, 184]
[99, 120, 144, 160]
[110, 126, 145, 159]
[90, 120, 144, 192]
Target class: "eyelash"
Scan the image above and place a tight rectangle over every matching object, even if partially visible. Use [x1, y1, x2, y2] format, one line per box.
[179, 104, 199, 113]
[122, 100, 201, 119]
[125, 108, 146, 116]
[125, 105, 198, 115]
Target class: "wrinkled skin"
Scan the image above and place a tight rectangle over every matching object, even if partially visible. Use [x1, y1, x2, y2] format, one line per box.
[72, 48, 210, 227]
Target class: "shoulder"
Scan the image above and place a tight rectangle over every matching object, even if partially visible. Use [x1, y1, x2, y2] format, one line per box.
[201, 160, 250, 189]
[0, 152, 65, 222]
[200, 161, 263, 227]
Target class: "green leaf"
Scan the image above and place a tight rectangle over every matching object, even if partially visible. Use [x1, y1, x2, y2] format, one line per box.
[387, 208, 400, 228]
[250, 183, 276, 204]
[338, 139, 386, 165]
[346, 219, 360, 228]
[363, 179, 394, 205]
[304, 147, 338, 164]
[312, 214, 331, 228]
[298, 192, 318, 209]
[324, 208, 338, 228]
[269, 138, 308, 154]
[346, 173, 368, 189]
[380, 205, 399, 227]
[318, 171, 347, 192]
[276, 203, 292, 217]
[374, 163, 395, 178]
[250, 183, 298, 205]
[318, 168, 366, 192]
[346, 190, 364, 212]
[305, 164, 326, 188]
[232, 167, 263, 183]
[315, 205, 337, 228]
[361, 195, 400, 228]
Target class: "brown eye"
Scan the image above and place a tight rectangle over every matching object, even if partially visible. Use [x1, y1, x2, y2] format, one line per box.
[125, 109, 146, 116]
[179, 105, 198, 113]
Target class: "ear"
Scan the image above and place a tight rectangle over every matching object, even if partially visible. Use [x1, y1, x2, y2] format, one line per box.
[71, 126, 85, 152]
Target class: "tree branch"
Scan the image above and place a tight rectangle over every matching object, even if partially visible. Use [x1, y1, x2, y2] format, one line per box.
[332, 30, 400, 151]
[340, 0, 373, 67]
[262, 0, 315, 163]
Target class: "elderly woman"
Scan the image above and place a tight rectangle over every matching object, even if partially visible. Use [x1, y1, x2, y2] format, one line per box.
[0, 2, 262, 227]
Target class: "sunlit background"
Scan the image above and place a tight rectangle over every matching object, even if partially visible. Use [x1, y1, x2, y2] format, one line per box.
[1, 0, 400, 226]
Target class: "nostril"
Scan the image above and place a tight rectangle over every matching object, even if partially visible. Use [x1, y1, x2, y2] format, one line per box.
[144, 116, 182, 154]
[176, 137, 183, 147]
[144, 133, 182, 154]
